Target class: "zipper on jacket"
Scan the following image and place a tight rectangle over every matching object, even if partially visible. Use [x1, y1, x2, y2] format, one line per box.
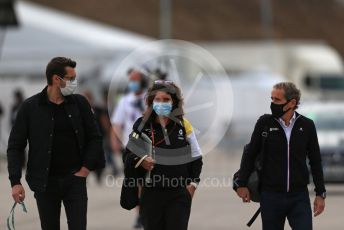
[287, 142, 290, 192]
[274, 115, 301, 193]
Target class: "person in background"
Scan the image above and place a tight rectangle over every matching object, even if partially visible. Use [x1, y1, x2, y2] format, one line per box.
[111, 69, 148, 229]
[84, 89, 118, 184]
[9, 89, 26, 169]
[10, 89, 25, 128]
[0, 102, 3, 141]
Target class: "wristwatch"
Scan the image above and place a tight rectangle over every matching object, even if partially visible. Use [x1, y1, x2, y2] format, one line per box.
[319, 192, 327, 199]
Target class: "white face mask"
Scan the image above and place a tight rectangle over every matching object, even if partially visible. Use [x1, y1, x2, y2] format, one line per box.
[59, 77, 78, 96]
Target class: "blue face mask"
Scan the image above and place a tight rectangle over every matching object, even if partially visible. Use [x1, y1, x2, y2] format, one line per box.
[128, 81, 140, 92]
[153, 101, 173, 117]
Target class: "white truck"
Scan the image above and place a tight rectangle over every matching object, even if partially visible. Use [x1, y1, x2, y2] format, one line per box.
[201, 41, 344, 100]
[286, 44, 344, 100]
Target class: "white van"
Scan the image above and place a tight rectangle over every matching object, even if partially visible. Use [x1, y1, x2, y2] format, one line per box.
[300, 102, 344, 183]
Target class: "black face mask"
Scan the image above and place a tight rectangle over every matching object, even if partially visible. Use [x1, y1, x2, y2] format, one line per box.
[270, 101, 290, 118]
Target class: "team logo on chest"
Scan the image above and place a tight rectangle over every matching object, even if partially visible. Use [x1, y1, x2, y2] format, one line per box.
[178, 129, 184, 140]
[270, 127, 279, 132]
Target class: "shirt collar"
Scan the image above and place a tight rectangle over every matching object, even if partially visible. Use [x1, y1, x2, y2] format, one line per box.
[129, 91, 146, 99]
[279, 112, 296, 128]
[38, 86, 74, 105]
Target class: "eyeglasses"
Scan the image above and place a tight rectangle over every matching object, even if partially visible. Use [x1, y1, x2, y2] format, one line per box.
[58, 76, 77, 83]
[154, 80, 173, 85]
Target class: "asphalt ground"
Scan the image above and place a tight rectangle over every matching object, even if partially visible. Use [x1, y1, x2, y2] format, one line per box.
[0, 148, 343, 230]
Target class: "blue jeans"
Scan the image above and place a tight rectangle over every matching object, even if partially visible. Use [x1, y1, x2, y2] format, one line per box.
[260, 191, 312, 230]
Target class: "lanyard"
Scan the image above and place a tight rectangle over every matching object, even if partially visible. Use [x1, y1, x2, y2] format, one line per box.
[7, 202, 27, 230]
[150, 122, 176, 147]
[145, 122, 176, 184]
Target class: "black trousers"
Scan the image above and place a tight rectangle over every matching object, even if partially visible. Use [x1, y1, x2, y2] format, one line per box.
[260, 191, 312, 230]
[140, 187, 192, 230]
[34, 174, 88, 230]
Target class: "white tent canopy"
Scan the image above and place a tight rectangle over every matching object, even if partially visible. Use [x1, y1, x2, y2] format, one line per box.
[0, 1, 152, 77]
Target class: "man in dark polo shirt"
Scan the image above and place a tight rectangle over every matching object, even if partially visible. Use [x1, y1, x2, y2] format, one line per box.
[7, 57, 105, 230]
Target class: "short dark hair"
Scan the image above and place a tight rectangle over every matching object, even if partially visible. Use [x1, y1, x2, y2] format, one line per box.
[46, 57, 76, 85]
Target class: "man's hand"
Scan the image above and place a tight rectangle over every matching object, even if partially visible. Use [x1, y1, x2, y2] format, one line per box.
[74, 167, 90, 178]
[186, 184, 196, 198]
[236, 187, 251, 203]
[12, 185, 25, 203]
[314, 196, 325, 217]
[141, 156, 155, 171]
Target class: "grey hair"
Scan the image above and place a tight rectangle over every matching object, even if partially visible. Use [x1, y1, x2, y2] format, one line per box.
[273, 82, 301, 109]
